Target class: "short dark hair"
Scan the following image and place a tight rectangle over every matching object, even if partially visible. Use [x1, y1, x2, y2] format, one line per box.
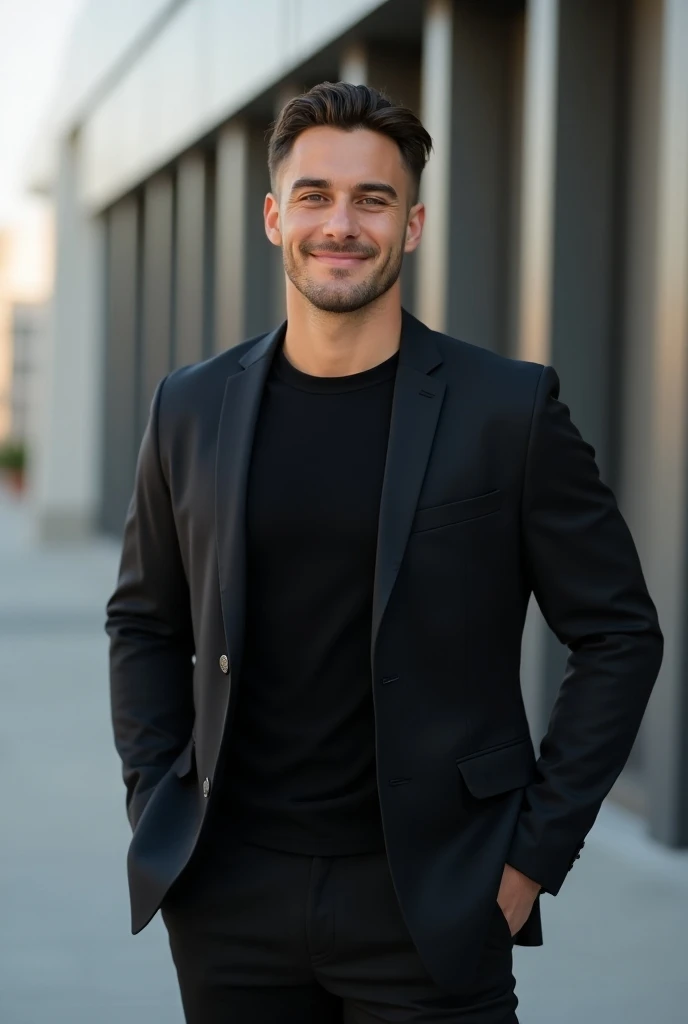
[267, 81, 433, 203]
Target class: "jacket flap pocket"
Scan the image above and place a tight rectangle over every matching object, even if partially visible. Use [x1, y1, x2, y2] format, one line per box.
[456, 737, 535, 799]
[174, 736, 195, 779]
[412, 489, 501, 534]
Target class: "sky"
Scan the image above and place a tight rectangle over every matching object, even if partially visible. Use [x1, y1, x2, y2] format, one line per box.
[0, 0, 85, 226]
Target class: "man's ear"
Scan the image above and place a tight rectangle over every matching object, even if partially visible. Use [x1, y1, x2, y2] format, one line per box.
[404, 202, 425, 254]
[264, 193, 282, 247]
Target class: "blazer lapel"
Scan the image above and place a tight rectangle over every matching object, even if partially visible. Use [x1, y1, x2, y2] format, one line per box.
[371, 310, 445, 661]
[215, 323, 286, 685]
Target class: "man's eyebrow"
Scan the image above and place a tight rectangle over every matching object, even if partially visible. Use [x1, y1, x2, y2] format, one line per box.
[290, 178, 331, 192]
[289, 178, 398, 199]
[354, 182, 398, 199]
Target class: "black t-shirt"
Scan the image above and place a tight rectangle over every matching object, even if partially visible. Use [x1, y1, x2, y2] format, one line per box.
[217, 341, 399, 855]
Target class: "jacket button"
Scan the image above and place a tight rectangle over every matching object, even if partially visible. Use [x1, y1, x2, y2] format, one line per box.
[203, 778, 211, 798]
[219, 654, 229, 674]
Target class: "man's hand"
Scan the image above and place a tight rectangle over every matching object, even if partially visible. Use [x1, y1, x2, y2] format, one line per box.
[496, 863, 541, 937]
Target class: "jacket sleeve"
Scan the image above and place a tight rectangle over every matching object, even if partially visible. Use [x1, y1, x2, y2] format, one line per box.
[506, 365, 663, 895]
[105, 376, 195, 831]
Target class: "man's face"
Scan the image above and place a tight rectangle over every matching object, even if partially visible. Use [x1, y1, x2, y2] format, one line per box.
[264, 126, 424, 314]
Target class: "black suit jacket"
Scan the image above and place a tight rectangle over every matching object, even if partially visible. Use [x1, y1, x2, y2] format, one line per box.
[106, 309, 663, 993]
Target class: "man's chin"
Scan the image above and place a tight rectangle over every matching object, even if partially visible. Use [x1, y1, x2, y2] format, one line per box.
[301, 284, 376, 315]
[285, 258, 401, 314]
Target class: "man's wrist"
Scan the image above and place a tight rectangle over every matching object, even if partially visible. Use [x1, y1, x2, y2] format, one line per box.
[507, 861, 542, 895]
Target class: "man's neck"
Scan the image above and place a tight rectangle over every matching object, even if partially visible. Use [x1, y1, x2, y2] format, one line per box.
[282, 287, 402, 377]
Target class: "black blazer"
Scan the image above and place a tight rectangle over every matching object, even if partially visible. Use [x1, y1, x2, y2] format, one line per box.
[106, 309, 663, 994]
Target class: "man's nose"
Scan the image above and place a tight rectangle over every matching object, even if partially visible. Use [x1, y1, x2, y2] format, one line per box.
[322, 199, 360, 239]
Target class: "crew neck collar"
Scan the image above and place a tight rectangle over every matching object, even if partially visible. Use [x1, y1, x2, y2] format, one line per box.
[272, 345, 399, 394]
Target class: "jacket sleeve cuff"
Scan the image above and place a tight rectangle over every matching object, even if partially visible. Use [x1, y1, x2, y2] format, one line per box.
[506, 829, 586, 896]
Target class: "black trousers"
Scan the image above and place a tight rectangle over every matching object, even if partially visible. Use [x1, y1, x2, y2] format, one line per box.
[161, 829, 518, 1024]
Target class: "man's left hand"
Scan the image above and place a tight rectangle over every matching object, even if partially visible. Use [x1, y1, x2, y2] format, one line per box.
[496, 863, 541, 937]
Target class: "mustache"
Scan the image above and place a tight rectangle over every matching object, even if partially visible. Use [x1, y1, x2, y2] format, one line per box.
[300, 241, 378, 258]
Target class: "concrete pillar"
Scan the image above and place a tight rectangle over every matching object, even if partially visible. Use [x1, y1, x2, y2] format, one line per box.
[417, 0, 453, 332]
[203, 152, 217, 358]
[140, 172, 174, 432]
[340, 42, 368, 86]
[215, 121, 275, 352]
[32, 133, 105, 542]
[644, 0, 688, 847]
[516, 0, 559, 368]
[101, 196, 141, 537]
[548, 0, 623, 482]
[271, 82, 303, 324]
[612, 0, 664, 804]
[246, 125, 277, 339]
[174, 150, 208, 368]
[369, 48, 421, 116]
[616, 0, 663, 551]
[446, 2, 525, 355]
[215, 123, 248, 353]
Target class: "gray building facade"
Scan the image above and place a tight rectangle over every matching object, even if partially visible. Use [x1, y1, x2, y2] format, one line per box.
[32, 0, 688, 851]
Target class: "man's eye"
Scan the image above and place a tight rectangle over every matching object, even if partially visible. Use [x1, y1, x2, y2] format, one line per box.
[303, 194, 326, 202]
[360, 197, 385, 206]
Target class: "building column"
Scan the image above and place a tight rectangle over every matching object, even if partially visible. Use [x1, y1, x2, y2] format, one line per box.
[100, 195, 141, 537]
[174, 150, 209, 368]
[341, 39, 422, 113]
[215, 123, 249, 354]
[516, 0, 559, 369]
[271, 82, 303, 324]
[140, 172, 174, 432]
[445, 1, 525, 355]
[644, 0, 688, 847]
[340, 43, 368, 87]
[215, 121, 275, 353]
[32, 132, 105, 542]
[546, 0, 623, 481]
[610, 0, 664, 811]
[417, 0, 453, 332]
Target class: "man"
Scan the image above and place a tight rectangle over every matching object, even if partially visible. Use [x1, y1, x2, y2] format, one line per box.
[106, 82, 663, 1023]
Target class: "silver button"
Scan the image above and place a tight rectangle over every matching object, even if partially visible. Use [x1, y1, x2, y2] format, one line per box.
[219, 654, 229, 674]
[203, 778, 211, 798]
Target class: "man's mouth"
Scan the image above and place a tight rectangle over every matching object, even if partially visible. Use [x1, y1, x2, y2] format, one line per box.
[309, 252, 369, 267]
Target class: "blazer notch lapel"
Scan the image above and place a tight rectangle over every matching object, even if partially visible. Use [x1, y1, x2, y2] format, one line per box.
[371, 363, 446, 656]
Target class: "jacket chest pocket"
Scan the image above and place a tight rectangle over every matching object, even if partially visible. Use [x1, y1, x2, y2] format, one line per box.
[411, 489, 501, 534]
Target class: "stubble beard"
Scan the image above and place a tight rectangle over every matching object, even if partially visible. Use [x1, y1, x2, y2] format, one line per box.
[283, 240, 405, 314]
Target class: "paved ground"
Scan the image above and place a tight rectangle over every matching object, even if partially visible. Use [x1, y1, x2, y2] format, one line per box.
[1, 486, 687, 1023]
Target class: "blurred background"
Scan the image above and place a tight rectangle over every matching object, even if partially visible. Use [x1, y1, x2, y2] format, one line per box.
[1, 0, 687, 1021]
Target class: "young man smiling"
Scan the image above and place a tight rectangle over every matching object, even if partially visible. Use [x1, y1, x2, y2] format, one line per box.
[107, 83, 663, 1023]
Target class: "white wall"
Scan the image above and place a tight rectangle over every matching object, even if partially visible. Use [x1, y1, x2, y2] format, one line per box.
[50, 0, 180, 133]
[73, 0, 386, 211]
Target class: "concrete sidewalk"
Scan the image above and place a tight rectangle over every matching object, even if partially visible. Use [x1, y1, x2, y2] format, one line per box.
[1, 487, 687, 1023]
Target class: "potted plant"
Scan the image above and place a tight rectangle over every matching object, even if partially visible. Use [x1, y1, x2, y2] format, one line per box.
[0, 439, 27, 494]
